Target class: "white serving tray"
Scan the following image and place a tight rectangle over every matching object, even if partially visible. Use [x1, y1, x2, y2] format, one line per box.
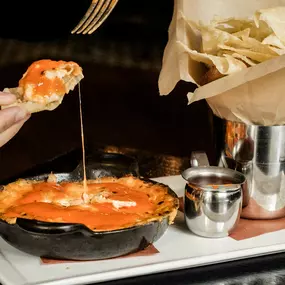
[1, 175, 285, 285]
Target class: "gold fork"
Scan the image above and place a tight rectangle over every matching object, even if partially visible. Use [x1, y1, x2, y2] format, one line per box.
[71, 0, 119, 35]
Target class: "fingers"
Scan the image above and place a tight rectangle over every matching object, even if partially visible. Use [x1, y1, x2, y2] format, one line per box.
[0, 107, 30, 134]
[0, 116, 30, 148]
[0, 92, 17, 105]
[0, 92, 31, 148]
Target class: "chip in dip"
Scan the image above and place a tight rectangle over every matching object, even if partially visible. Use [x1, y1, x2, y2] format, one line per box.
[177, 6, 285, 85]
[1, 59, 84, 113]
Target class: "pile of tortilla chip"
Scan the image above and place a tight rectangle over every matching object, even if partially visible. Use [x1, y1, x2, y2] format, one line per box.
[178, 6, 285, 85]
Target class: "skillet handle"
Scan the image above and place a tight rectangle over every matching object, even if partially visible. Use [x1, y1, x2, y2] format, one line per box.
[71, 152, 139, 179]
[16, 219, 95, 237]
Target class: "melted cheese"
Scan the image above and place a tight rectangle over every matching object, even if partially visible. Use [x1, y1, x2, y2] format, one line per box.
[78, 82, 87, 192]
[0, 177, 178, 232]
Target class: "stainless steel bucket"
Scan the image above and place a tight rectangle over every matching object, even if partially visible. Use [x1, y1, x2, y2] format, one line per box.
[214, 118, 285, 219]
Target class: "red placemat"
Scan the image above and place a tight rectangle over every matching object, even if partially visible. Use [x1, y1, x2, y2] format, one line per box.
[41, 244, 159, 265]
[178, 197, 285, 240]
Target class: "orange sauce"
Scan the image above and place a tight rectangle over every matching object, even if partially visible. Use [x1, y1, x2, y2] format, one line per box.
[19, 59, 75, 97]
[3, 182, 156, 231]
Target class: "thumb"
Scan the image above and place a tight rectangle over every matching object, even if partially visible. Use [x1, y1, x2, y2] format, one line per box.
[0, 107, 30, 133]
[0, 118, 29, 148]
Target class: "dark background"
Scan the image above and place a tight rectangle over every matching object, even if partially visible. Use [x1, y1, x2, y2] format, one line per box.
[0, 0, 213, 182]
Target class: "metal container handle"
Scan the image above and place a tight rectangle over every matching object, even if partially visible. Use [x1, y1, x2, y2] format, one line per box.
[190, 151, 210, 167]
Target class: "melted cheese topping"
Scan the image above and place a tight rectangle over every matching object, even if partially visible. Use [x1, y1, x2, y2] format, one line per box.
[19, 59, 82, 104]
[0, 177, 178, 232]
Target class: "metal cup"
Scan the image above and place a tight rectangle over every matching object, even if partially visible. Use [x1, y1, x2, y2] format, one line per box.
[215, 118, 285, 219]
[182, 152, 246, 238]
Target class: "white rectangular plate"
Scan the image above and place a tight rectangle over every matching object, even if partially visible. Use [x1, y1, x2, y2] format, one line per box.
[1, 175, 285, 285]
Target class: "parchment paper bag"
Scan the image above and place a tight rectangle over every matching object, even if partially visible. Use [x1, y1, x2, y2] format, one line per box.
[158, 0, 285, 125]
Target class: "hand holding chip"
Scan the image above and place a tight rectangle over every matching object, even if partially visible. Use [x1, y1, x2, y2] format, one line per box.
[0, 59, 83, 148]
[0, 92, 30, 148]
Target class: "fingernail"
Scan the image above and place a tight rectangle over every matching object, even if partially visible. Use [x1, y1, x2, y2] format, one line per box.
[15, 109, 29, 122]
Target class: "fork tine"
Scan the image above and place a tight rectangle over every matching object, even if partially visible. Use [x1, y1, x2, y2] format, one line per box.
[86, 0, 118, 35]
[81, 0, 111, 34]
[71, 0, 99, 34]
[76, 0, 106, 34]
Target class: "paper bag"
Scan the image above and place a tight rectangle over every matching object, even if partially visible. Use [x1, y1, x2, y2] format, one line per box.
[158, 0, 285, 125]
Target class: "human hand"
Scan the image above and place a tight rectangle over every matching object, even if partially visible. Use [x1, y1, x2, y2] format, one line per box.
[0, 92, 30, 148]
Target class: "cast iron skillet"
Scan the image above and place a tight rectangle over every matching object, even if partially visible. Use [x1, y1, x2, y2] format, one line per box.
[0, 161, 178, 261]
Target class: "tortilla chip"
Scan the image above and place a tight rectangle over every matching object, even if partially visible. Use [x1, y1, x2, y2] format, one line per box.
[211, 18, 254, 34]
[218, 44, 278, 62]
[233, 28, 251, 38]
[199, 25, 245, 55]
[262, 33, 285, 49]
[176, 6, 285, 86]
[211, 18, 272, 42]
[177, 41, 247, 75]
[195, 21, 276, 58]
[255, 7, 285, 45]
[240, 35, 278, 55]
[231, 53, 257, 66]
[268, 46, 285, 55]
